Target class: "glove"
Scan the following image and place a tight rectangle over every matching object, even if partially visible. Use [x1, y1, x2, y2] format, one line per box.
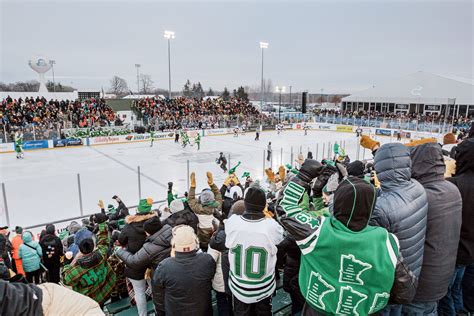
[278, 165, 286, 183]
[405, 137, 437, 147]
[230, 174, 240, 185]
[444, 159, 456, 178]
[297, 159, 323, 184]
[360, 135, 380, 151]
[371, 171, 381, 188]
[98, 200, 104, 209]
[312, 164, 337, 197]
[223, 175, 233, 187]
[207, 172, 214, 186]
[265, 168, 275, 183]
[190, 172, 196, 188]
[94, 212, 108, 224]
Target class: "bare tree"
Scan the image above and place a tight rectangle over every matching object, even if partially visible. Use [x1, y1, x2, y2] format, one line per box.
[108, 76, 129, 96]
[140, 74, 154, 94]
[263, 78, 273, 102]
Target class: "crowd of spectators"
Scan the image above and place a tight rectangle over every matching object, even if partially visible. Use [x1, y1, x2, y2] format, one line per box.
[133, 97, 266, 131]
[1, 126, 473, 316]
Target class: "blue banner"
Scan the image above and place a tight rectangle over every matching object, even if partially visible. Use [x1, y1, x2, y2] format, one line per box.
[53, 138, 83, 147]
[23, 140, 49, 150]
[375, 129, 392, 136]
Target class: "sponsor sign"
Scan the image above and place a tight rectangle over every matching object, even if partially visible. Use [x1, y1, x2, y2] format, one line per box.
[395, 104, 409, 110]
[424, 104, 441, 112]
[336, 125, 353, 133]
[89, 136, 121, 145]
[318, 124, 333, 130]
[0, 142, 14, 153]
[132, 134, 151, 141]
[205, 129, 229, 136]
[400, 131, 411, 139]
[375, 129, 393, 136]
[23, 140, 49, 150]
[53, 138, 83, 147]
[150, 132, 174, 140]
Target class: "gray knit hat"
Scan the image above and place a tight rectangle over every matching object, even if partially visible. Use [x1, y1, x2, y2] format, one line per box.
[200, 189, 215, 205]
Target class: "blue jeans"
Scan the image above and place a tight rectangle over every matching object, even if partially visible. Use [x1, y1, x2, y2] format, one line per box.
[462, 263, 474, 312]
[402, 301, 438, 315]
[380, 304, 402, 316]
[438, 265, 466, 316]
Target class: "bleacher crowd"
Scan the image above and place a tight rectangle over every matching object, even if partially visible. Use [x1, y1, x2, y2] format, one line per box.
[1, 124, 473, 316]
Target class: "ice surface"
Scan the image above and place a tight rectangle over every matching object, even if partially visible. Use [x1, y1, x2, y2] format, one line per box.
[0, 130, 395, 228]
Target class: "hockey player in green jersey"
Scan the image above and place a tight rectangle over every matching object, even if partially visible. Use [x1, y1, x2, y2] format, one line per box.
[181, 131, 190, 148]
[194, 133, 201, 150]
[150, 131, 155, 147]
[14, 132, 24, 159]
[279, 160, 416, 315]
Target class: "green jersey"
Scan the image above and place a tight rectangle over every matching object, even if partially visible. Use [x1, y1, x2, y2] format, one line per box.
[279, 181, 399, 315]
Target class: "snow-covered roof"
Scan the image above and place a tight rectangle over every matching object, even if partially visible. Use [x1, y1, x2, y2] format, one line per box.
[342, 71, 474, 105]
[122, 94, 163, 99]
[0, 91, 78, 101]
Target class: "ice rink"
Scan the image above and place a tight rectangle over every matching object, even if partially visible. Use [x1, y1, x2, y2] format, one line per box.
[0, 129, 394, 228]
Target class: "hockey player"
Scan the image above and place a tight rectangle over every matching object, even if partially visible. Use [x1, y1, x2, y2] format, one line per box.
[255, 128, 260, 141]
[174, 130, 180, 143]
[279, 160, 413, 315]
[181, 131, 190, 148]
[216, 152, 228, 173]
[356, 126, 363, 137]
[233, 127, 239, 138]
[194, 133, 201, 150]
[276, 124, 282, 135]
[14, 132, 24, 159]
[267, 142, 272, 162]
[303, 123, 309, 136]
[225, 183, 284, 313]
[150, 131, 154, 147]
[397, 129, 402, 141]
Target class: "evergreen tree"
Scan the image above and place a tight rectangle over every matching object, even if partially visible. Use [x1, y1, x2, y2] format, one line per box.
[221, 87, 230, 100]
[183, 79, 192, 97]
[207, 88, 215, 96]
[234, 86, 249, 101]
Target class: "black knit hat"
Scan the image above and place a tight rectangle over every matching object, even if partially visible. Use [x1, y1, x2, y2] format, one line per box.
[79, 238, 95, 254]
[244, 185, 267, 213]
[333, 176, 377, 232]
[143, 217, 163, 235]
[346, 160, 365, 178]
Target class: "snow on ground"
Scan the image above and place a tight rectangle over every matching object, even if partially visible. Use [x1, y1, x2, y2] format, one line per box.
[0, 129, 396, 229]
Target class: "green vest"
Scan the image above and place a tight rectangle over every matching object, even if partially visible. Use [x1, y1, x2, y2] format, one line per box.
[298, 217, 399, 315]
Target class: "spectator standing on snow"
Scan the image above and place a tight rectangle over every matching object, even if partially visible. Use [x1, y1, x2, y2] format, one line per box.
[11, 226, 25, 276]
[19, 231, 43, 284]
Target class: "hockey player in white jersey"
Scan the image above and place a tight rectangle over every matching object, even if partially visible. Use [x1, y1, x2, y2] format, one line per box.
[225, 183, 284, 314]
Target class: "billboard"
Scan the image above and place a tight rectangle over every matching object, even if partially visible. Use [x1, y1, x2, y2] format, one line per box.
[22, 140, 49, 150]
[375, 129, 393, 136]
[53, 138, 83, 147]
[336, 125, 354, 133]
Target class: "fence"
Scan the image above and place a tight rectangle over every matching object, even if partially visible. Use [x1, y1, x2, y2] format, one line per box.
[1, 136, 365, 231]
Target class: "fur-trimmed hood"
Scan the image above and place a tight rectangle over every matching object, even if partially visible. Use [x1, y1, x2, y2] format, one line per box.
[125, 212, 156, 224]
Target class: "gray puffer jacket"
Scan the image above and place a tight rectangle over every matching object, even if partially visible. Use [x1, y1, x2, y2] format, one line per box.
[370, 143, 428, 277]
[410, 143, 462, 302]
[116, 224, 172, 273]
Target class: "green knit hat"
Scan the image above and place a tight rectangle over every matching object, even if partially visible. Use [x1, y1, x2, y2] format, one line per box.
[107, 204, 116, 214]
[137, 198, 153, 213]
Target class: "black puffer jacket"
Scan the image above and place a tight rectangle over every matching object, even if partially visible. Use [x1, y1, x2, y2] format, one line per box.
[410, 143, 462, 302]
[163, 204, 199, 234]
[448, 138, 474, 265]
[277, 234, 303, 303]
[116, 225, 172, 273]
[152, 250, 216, 316]
[118, 212, 157, 279]
[0, 280, 43, 316]
[370, 143, 428, 277]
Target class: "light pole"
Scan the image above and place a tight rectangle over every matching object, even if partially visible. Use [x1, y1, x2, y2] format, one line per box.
[164, 30, 175, 99]
[320, 88, 324, 105]
[259, 42, 268, 108]
[276, 86, 286, 123]
[135, 64, 141, 94]
[289, 85, 292, 107]
[49, 60, 56, 92]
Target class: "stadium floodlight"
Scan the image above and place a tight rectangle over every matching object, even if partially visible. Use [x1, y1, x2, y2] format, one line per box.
[49, 60, 56, 93]
[164, 30, 175, 39]
[135, 64, 141, 94]
[260, 41, 269, 108]
[164, 31, 175, 99]
[276, 86, 286, 123]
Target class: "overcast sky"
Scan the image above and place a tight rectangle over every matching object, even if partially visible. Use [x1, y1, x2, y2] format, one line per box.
[1, 0, 472, 94]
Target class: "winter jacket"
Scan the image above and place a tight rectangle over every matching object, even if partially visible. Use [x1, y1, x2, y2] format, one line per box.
[152, 250, 216, 316]
[409, 143, 462, 302]
[163, 205, 199, 233]
[108, 201, 129, 221]
[19, 232, 43, 273]
[188, 183, 222, 248]
[370, 143, 428, 277]
[62, 223, 116, 305]
[0, 280, 43, 316]
[39, 282, 104, 316]
[11, 234, 23, 260]
[448, 138, 474, 265]
[40, 233, 63, 264]
[209, 226, 230, 295]
[116, 224, 172, 273]
[118, 212, 157, 279]
[277, 234, 302, 295]
[207, 246, 225, 293]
